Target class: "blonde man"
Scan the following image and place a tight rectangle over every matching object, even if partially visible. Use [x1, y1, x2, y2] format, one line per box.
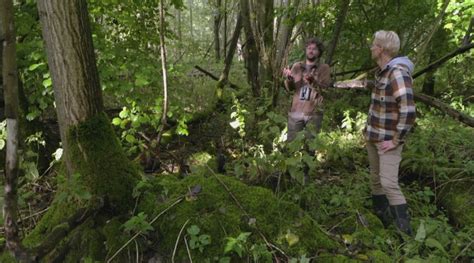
[336, 30, 416, 235]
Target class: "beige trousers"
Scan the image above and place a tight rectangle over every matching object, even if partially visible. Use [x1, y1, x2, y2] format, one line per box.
[366, 141, 407, 205]
[287, 112, 323, 142]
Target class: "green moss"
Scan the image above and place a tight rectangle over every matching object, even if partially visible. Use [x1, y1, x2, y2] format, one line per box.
[23, 200, 77, 248]
[367, 250, 391, 262]
[0, 252, 17, 263]
[139, 174, 338, 261]
[188, 151, 218, 174]
[63, 220, 106, 262]
[67, 113, 139, 213]
[440, 182, 474, 227]
[102, 217, 130, 262]
[317, 253, 358, 262]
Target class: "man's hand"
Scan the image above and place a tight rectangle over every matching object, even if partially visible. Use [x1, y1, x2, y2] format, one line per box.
[283, 67, 293, 80]
[304, 74, 315, 84]
[378, 140, 397, 154]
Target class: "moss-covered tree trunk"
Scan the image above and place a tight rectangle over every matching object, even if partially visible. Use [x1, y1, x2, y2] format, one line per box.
[22, 0, 139, 261]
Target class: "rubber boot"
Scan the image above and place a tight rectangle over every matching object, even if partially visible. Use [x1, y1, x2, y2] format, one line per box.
[390, 204, 413, 236]
[372, 195, 392, 227]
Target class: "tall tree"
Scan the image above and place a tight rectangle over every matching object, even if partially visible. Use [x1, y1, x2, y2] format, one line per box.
[1, 0, 29, 260]
[189, 0, 194, 39]
[217, 13, 243, 88]
[33, 0, 138, 259]
[213, 0, 222, 60]
[241, 0, 260, 96]
[325, 0, 350, 65]
[155, 0, 169, 147]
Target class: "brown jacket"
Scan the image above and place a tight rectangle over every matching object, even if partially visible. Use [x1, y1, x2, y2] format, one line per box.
[284, 61, 331, 114]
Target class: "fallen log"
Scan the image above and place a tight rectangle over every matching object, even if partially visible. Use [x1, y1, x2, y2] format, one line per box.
[414, 92, 474, 127]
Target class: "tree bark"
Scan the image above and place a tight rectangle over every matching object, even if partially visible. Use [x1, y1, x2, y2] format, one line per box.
[213, 0, 222, 60]
[273, 0, 302, 106]
[414, 93, 474, 127]
[36, 0, 139, 242]
[218, 13, 243, 88]
[1, 0, 30, 260]
[223, 0, 228, 57]
[241, 0, 260, 96]
[37, 0, 103, 176]
[189, 0, 194, 39]
[156, 0, 169, 147]
[325, 0, 350, 65]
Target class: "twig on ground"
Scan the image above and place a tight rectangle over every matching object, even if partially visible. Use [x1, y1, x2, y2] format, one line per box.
[107, 197, 183, 263]
[184, 235, 193, 263]
[172, 219, 190, 263]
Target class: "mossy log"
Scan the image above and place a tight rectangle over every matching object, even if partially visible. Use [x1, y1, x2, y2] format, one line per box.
[439, 182, 474, 227]
[138, 174, 339, 261]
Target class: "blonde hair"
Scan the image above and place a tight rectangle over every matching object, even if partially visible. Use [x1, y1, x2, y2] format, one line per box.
[373, 30, 400, 57]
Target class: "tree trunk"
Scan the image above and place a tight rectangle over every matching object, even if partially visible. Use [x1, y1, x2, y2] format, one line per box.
[241, 0, 260, 96]
[1, 0, 30, 260]
[155, 0, 169, 147]
[214, 0, 222, 60]
[325, 0, 350, 65]
[223, 0, 228, 57]
[177, 9, 182, 41]
[249, 0, 274, 94]
[189, 0, 194, 39]
[33, 0, 139, 260]
[217, 13, 243, 89]
[272, 0, 302, 106]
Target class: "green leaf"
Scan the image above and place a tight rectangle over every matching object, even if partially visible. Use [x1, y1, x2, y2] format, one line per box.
[135, 74, 149, 86]
[125, 134, 136, 143]
[0, 140, 5, 150]
[218, 257, 231, 263]
[187, 225, 200, 236]
[199, 234, 211, 246]
[112, 117, 122, 126]
[415, 220, 426, 242]
[425, 238, 448, 255]
[42, 78, 52, 88]
[285, 231, 299, 246]
[28, 62, 44, 71]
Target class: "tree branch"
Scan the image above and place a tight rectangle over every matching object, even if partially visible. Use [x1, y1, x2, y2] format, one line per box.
[412, 42, 474, 78]
[414, 93, 474, 127]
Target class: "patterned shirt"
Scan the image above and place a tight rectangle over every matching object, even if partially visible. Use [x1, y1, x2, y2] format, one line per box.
[365, 63, 416, 144]
[284, 61, 331, 114]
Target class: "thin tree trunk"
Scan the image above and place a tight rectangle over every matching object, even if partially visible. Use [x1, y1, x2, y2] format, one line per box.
[177, 9, 182, 41]
[414, 0, 450, 64]
[189, 0, 193, 39]
[325, 0, 350, 65]
[214, 0, 222, 60]
[1, 0, 30, 260]
[273, 0, 302, 106]
[241, 0, 260, 96]
[156, 0, 169, 147]
[218, 13, 243, 88]
[223, 0, 228, 57]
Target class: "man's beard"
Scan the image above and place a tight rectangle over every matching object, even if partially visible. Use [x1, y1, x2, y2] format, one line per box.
[306, 55, 317, 62]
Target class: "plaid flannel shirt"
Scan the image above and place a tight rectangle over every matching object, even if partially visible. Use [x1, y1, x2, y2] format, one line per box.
[365, 63, 416, 144]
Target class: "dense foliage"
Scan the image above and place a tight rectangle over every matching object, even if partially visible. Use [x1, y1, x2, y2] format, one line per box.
[0, 0, 473, 262]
